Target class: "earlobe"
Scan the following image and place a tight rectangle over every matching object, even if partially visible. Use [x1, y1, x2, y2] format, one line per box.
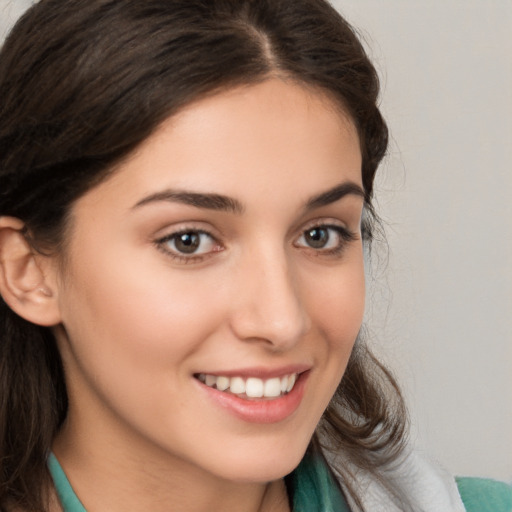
[0, 216, 61, 326]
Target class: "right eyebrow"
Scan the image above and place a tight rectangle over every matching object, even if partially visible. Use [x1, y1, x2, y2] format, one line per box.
[131, 189, 245, 214]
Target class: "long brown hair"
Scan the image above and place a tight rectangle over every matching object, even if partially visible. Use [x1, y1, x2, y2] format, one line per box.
[0, 1, 406, 510]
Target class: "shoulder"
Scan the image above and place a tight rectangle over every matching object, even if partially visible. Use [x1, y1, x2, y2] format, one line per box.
[456, 477, 512, 512]
[328, 447, 467, 511]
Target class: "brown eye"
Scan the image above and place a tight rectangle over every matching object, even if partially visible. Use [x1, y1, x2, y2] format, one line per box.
[303, 227, 329, 249]
[174, 232, 201, 253]
[295, 224, 357, 254]
[160, 230, 218, 256]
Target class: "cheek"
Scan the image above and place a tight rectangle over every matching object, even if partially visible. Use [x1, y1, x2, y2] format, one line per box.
[305, 255, 365, 397]
[56, 256, 231, 444]
[308, 256, 365, 348]
[58, 248, 227, 380]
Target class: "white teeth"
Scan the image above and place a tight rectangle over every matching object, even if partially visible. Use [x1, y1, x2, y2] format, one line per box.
[264, 377, 282, 398]
[246, 378, 264, 398]
[286, 373, 296, 393]
[198, 372, 299, 398]
[205, 374, 216, 387]
[216, 376, 230, 391]
[230, 376, 246, 395]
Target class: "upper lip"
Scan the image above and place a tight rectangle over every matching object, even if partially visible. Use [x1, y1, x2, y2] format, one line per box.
[194, 364, 311, 379]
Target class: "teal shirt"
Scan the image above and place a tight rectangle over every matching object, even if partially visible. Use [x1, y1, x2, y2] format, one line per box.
[48, 453, 512, 512]
[287, 452, 350, 512]
[456, 476, 512, 512]
[48, 452, 350, 512]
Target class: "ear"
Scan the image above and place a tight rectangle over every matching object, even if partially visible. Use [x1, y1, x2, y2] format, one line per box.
[0, 217, 61, 326]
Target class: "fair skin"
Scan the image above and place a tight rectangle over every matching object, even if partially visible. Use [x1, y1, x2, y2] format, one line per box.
[0, 79, 364, 512]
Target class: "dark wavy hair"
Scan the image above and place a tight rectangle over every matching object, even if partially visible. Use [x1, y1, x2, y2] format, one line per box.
[0, 1, 407, 510]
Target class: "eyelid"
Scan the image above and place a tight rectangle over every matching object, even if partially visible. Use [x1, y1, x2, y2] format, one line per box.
[151, 218, 225, 240]
[151, 217, 359, 264]
[295, 224, 357, 244]
[153, 225, 224, 263]
[297, 217, 358, 240]
[293, 219, 359, 256]
[299, 216, 350, 232]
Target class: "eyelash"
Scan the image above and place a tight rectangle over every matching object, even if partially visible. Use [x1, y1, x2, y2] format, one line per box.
[294, 224, 358, 257]
[154, 223, 358, 263]
[155, 229, 223, 264]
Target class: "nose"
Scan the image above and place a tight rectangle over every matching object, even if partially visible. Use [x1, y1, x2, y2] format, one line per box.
[228, 248, 310, 351]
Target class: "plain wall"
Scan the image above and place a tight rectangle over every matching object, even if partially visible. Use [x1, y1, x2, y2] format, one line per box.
[0, 0, 31, 40]
[332, 0, 512, 481]
[2, 0, 511, 482]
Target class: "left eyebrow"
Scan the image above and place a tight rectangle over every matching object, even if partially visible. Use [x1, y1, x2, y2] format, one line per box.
[304, 181, 365, 211]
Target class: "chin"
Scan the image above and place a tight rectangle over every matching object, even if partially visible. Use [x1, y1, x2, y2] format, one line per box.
[206, 439, 309, 483]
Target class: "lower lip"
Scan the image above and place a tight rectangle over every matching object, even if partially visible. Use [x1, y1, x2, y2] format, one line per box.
[197, 372, 309, 424]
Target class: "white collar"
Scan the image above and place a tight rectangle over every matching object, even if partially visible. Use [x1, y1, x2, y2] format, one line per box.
[330, 447, 465, 511]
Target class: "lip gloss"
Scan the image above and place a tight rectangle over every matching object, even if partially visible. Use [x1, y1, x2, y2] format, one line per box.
[196, 371, 309, 424]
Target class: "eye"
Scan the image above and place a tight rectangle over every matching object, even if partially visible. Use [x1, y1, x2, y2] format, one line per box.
[156, 229, 221, 260]
[301, 227, 334, 249]
[295, 224, 357, 253]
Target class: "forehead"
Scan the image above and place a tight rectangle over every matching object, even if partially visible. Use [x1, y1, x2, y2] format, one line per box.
[73, 79, 362, 216]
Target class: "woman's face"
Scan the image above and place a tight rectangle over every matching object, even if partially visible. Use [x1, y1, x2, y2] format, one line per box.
[52, 79, 365, 483]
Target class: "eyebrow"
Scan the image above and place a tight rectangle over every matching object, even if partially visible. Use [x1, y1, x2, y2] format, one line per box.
[304, 181, 365, 210]
[132, 181, 365, 214]
[132, 190, 244, 214]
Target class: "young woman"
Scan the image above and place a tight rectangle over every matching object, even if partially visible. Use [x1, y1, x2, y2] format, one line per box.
[0, 1, 510, 511]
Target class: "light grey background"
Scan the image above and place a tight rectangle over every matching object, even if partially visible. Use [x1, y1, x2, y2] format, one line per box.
[0, 0, 31, 40]
[332, 1, 512, 482]
[2, 0, 511, 482]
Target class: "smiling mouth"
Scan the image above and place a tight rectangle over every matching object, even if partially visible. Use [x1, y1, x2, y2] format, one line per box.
[195, 373, 298, 399]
